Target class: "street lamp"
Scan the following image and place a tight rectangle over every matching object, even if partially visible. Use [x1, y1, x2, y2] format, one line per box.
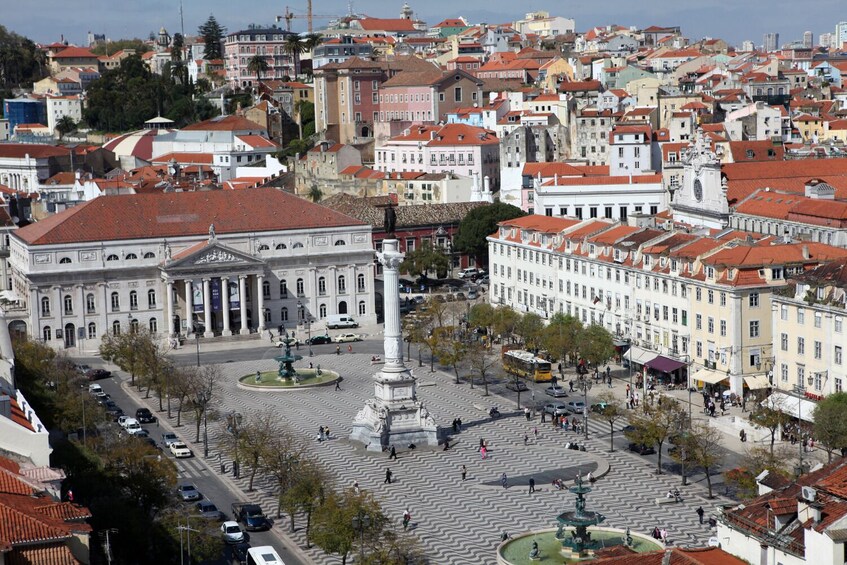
[793, 384, 806, 476]
[297, 301, 312, 356]
[226, 411, 242, 478]
[352, 511, 371, 563]
[194, 327, 201, 367]
[575, 375, 593, 440]
[197, 388, 210, 458]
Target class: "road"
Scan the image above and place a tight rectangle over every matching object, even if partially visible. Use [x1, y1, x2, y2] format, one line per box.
[94, 371, 309, 565]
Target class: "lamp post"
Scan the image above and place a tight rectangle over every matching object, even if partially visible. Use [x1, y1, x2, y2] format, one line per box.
[194, 331, 200, 367]
[197, 389, 210, 458]
[575, 375, 593, 440]
[226, 411, 242, 478]
[352, 511, 371, 563]
[793, 384, 806, 476]
[297, 301, 313, 356]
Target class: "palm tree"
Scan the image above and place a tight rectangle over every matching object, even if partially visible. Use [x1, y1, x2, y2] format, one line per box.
[282, 34, 305, 78]
[247, 54, 270, 85]
[307, 184, 323, 203]
[55, 115, 76, 138]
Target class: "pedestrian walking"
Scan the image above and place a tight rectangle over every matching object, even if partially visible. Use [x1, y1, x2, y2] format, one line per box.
[481, 445, 487, 459]
[324, 426, 331, 439]
[533, 427, 538, 441]
[528, 477, 535, 494]
[318, 426, 325, 442]
[335, 379, 342, 391]
[523, 433, 529, 445]
[461, 465, 467, 481]
[696, 506, 705, 525]
[402, 509, 411, 531]
[336, 345, 341, 355]
[660, 528, 668, 544]
[540, 411, 546, 423]
[501, 472, 508, 489]
[389, 445, 397, 460]
[443, 438, 450, 451]
[384, 468, 393, 484]
[651, 526, 660, 540]
[348, 344, 353, 353]
[634, 392, 639, 407]
[569, 380, 574, 392]
[457, 417, 462, 431]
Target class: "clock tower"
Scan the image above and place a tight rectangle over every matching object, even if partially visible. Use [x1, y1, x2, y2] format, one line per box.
[670, 128, 729, 229]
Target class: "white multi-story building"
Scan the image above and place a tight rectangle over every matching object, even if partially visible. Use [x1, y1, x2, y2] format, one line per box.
[45, 96, 83, 137]
[4, 188, 377, 352]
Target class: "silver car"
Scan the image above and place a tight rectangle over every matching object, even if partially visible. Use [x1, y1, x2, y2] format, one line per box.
[177, 484, 202, 502]
[196, 500, 223, 520]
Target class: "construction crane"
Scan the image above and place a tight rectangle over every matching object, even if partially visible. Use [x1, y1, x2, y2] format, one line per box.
[276, 1, 346, 33]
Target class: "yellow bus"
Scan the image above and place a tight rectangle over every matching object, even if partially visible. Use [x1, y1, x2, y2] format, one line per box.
[503, 349, 553, 382]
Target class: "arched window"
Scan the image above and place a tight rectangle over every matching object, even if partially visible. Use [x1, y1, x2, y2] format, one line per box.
[292, 242, 304, 249]
[338, 301, 348, 314]
[143, 252, 156, 259]
[280, 280, 288, 297]
[125, 253, 138, 260]
[149, 318, 158, 333]
[42, 326, 52, 341]
[258, 244, 270, 251]
[281, 307, 288, 321]
[106, 254, 119, 261]
[40, 296, 51, 316]
[111, 292, 120, 311]
[358, 300, 366, 315]
[262, 280, 270, 298]
[112, 320, 121, 335]
[148, 289, 156, 308]
[338, 275, 346, 293]
[319, 303, 327, 318]
[318, 276, 326, 295]
[263, 309, 271, 322]
[129, 291, 138, 310]
[130, 319, 139, 333]
[86, 293, 95, 313]
[357, 273, 366, 292]
[334, 240, 346, 246]
[63, 295, 73, 315]
[296, 278, 304, 296]
[87, 322, 97, 339]
[59, 257, 71, 264]
[275, 243, 287, 249]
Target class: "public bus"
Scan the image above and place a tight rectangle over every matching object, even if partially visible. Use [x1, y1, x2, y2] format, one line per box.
[246, 546, 286, 565]
[502, 349, 553, 382]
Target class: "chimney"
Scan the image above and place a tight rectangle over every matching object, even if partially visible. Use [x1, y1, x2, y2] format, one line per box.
[802, 245, 810, 260]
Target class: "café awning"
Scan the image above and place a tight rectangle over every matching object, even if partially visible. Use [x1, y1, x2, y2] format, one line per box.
[763, 392, 816, 423]
[743, 375, 771, 390]
[645, 355, 686, 374]
[692, 367, 728, 385]
[626, 346, 657, 366]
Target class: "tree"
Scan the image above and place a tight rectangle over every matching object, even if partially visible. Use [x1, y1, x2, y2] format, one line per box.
[580, 324, 615, 368]
[724, 445, 793, 500]
[364, 529, 426, 564]
[100, 329, 158, 385]
[223, 411, 276, 492]
[515, 312, 544, 350]
[302, 33, 324, 60]
[681, 422, 725, 498]
[626, 397, 683, 474]
[280, 457, 331, 547]
[0, 25, 46, 89]
[90, 39, 152, 56]
[750, 401, 792, 456]
[453, 202, 525, 266]
[187, 365, 219, 443]
[594, 391, 624, 452]
[307, 184, 323, 203]
[311, 490, 388, 565]
[157, 507, 225, 563]
[466, 340, 499, 396]
[283, 34, 305, 77]
[261, 427, 306, 523]
[542, 313, 583, 370]
[198, 15, 226, 60]
[492, 308, 521, 344]
[813, 392, 847, 463]
[434, 326, 466, 384]
[247, 54, 270, 82]
[55, 115, 77, 138]
[468, 303, 495, 336]
[101, 436, 178, 516]
[400, 241, 449, 279]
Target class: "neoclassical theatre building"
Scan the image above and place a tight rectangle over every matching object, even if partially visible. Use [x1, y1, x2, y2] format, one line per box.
[4, 188, 377, 352]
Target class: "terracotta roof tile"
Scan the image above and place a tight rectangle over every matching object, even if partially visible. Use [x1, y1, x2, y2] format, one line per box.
[497, 215, 580, 233]
[181, 115, 265, 132]
[15, 188, 364, 246]
[5, 542, 77, 565]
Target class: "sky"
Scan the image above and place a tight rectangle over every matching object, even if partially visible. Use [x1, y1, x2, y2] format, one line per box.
[4, 0, 846, 49]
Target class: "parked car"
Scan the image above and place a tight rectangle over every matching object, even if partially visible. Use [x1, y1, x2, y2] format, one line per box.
[95, 394, 112, 406]
[86, 368, 112, 381]
[458, 268, 480, 279]
[135, 408, 156, 424]
[467, 289, 479, 300]
[231, 503, 271, 531]
[543, 403, 569, 417]
[412, 295, 426, 304]
[565, 400, 586, 414]
[590, 401, 609, 413]
[476, 275, 490, 286]
[196, 500, 224, 520]
[545, 385, 568, 398]
[88, 384, 104, 396]
[506, 380, 529, 392]
[169, 442, 193, 458]
[104, 402, 123, 421]
[161, 432, 180, 448]
[231, 542, 251, 565]
[221, 521, 246, 544]
[177, 483, 202, 502]
[76, 364, 92, 375]
[132, 429, 150, 439]
[334, 333, 362, 343]
[455, 292, 466, 301]
[628, 442, 656, 455]
[306, 335, 332, 345]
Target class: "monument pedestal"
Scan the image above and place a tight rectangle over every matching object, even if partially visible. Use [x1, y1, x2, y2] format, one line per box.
[350, 238, 440, 451]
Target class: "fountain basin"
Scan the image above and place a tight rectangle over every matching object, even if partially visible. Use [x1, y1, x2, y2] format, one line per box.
[497, 527, 663, 564]
[237, 369, 340, 391]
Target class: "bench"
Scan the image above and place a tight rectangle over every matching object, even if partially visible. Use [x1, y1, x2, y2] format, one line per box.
[655, 497, 679, 505]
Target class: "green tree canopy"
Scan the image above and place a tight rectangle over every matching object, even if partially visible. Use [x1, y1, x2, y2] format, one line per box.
[0, 25, 46, 89]
[579, 324, 615, 367]
[198, 15, 226, 60]
[90, 39, 152, 56]
[813, 392, 847, 462]
[400, 240, 449, 278]
[453, 202, 525, 266]
[542, 313, 583, 366]
[247, 54, 270, 81]
[312, 490, 388, 565]
[515, 312, 544, 350]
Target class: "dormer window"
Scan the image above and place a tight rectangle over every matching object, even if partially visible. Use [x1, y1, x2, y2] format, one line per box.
[705, 267, 715, 279]
[671, 260, 678, 271]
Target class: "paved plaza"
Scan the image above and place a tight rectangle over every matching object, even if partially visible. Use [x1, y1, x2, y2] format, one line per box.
[171, 351, 731, 565]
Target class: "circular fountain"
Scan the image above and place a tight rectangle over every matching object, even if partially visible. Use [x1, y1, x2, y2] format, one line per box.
[237, 332, 340, 391]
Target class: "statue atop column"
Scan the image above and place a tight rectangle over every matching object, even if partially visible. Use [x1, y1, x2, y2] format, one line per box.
[383, 204, 396, 237]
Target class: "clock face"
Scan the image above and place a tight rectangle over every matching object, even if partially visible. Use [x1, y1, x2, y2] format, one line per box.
[693, 179, 703, 202]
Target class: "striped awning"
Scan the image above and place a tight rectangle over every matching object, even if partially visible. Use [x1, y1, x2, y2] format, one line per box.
[626, 346, 657, 366]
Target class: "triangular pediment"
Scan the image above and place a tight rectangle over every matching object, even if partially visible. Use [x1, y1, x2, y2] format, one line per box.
[161, 241, 265, 274]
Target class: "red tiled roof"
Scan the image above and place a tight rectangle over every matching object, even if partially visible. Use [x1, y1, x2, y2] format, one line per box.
[593, 547, 749, 564]
[5, 542, 78, 565]
[702, 242, 847, 268]
[15, 188, 365, 246]
[0, 144, 69, 159]
[50, 47, 97, 59]
[356, 18, 418, 31]
[236, 135, 279, 149]
[390, 123, 498, 146]
[543, 174, 662, 187]
[557, 80, 602, 92]
[181, 115, 265, 132]
[151, 152, 214, 165]
[497, 215, 580, 233]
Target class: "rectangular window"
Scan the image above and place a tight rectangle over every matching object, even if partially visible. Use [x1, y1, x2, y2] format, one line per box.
[837, 317, 844, 332]
[707, 317, 714, 333]
[695, 314, 702, 330]
[814, 312, 822, 328]
[749, 292, 759, 307]
[454, 87, 462, 102]
[720, 320, 727, 336]
[696, 288, 702, 301]
[720, 292, 726, 306]
[797, 308, 805, 324]
[781, 333, 788, 351]
[798, 337, 805, 355]
[781, 363, 789, 382]
[749, 320, 759, 338]
[814, 340, 822, 359]
[781, 304, 788, 321]
[707, 290, 714, 304]
[837, 346, 843, 365]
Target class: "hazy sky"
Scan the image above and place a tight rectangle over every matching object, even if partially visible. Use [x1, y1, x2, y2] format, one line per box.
[5, 0, 846, 48]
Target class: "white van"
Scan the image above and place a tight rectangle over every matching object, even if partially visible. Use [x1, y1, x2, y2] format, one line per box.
[326, 315, 358, 329]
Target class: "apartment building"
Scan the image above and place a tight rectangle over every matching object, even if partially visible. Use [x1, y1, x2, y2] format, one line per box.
[224, 26, 297, 89]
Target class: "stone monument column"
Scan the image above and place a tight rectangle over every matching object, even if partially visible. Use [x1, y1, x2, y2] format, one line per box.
[380, 240, 405, 371]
